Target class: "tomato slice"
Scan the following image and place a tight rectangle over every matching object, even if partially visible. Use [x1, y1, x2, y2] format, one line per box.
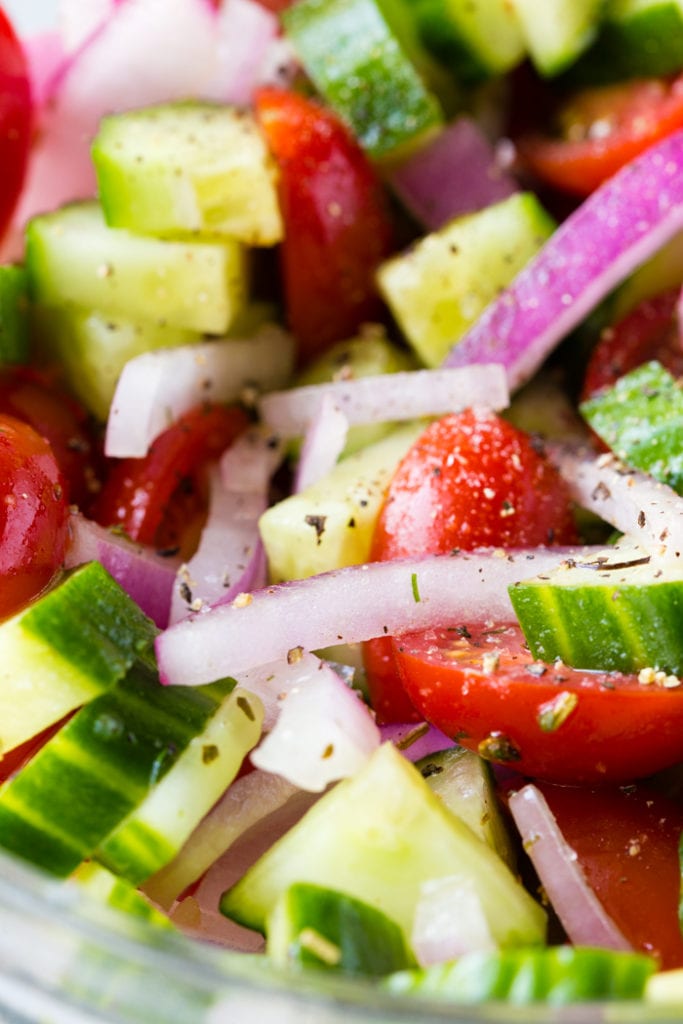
[0, 413, 69, 619]
[255, 87, 395, 363]
[92, 404, 249, 556]
[518, 75, 683, 197]
[394, 621, 683, 783]
[0, 9, 32, 240]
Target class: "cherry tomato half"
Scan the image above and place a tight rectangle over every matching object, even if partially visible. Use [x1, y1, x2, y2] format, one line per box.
[0, 8, 32, 240]
[0, 413, 69, 619]
[394, 621, 683, 783]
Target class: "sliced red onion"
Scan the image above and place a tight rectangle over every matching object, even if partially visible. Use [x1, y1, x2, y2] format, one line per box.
[443, 130, 683, 391]
[411, 876, 497, 967]
[508, 784, 631, 950]
[379, 722, 454, 763]
[236, 650, 333, 731]
[249, 659, 380, 791]
[65, 511, 178, 628]
[258, 363, 509, 439]
[57, 0, 114, 53]
[22, 32, 66, 109]
[204, 0, 279, 108]
[255, 37, 301, 92]
[106, 325, 295, 459]
[550, 442, 683, 555]
[293, 397, 349, 493]
[389, 117, 518, 231]
[156, 546, 598, 685]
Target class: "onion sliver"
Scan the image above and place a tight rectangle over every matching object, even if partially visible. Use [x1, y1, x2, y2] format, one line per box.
[443, 130, 683, 391]
[205, 0, 279, 108]
[259, 364, 509, 439]
[293, 397, 349, 493]
[106, 325, 295, 458]
[156, 546, 598, 686]
[508, 784, 631, 951]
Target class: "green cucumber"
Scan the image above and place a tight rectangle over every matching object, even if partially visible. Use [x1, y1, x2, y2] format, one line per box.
[377, 193, 555, 367]
[570, 0, 683, 82]
[92, 102, 283, 246]
[509, 0, 604, 76]
[0, 562, 158, 757]
[282, 0, 445, 160]
[220, 743, 546, 948]
[411, 0, 526, 84]
[0, 264, 29, 365]
[26, 201, 247, 335]
[259, 421, 425, 581]
[580, 361, 683, 493]
[385, 946, 655, 1003]
[267, 883, 416, 976]
[71, 862, 174, 930]
[95, 687, 263, 885]
[0, 665, 236, 877]
[508, 541, 683, 674]
[417, 747, 515, 868]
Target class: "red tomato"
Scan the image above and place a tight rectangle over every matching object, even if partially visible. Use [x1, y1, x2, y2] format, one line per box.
[518, 75, 683, 197]
[581, 287, 683, 400]
[394, 621, 683, 783]
[364, 411, 578, 723]
[0, 413, 69, 618]
[92, 404, 249, 556]
[0, 367, 101, 510]
[0, 9, 32, 239]
[534, 781, 683, 969]
[255, 87, 395, 363]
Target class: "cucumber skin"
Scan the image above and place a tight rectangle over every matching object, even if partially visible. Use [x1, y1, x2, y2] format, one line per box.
[567, 1, 683, 82]
[412, 0, 526, 83]
[0, 264, 29, 365]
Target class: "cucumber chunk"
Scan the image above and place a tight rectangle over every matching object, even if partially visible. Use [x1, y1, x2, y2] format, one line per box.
[571, 0, 683, 82]
[411, 0, 526, 84]
[0, 562, 158, 757]
[385, 946, 656, 1004]
[220, 743, 546, 948]
[0, 264, 29, 365]
[267, 883, 416, 976]
[509, 542, 683, 674]
[377, 193, 555, 367]
[92, 102, 283, 246]
[0, 665, 237, 877]
[509, 0, 603, 76]
[580, 361, 683, 494]
[26, 201, 247, 335]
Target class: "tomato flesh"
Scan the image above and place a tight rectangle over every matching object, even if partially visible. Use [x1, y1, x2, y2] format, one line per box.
[394, 622, 683, 783]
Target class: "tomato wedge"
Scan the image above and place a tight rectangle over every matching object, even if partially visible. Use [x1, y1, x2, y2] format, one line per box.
[518, 75, 683, 197]
[394, 622, 683, 783]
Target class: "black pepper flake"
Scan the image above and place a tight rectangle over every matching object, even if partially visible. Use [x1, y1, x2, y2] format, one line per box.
[304, 514, 327, 544]
[420, 762, 445, 779]
[202, 744, 220, 765]
[237, 695, 256, 721]
[347, 517, 356, 528]
[179, 581, 193, 605]
[638, 510, 646, 528]
[477, 732, 521, 763]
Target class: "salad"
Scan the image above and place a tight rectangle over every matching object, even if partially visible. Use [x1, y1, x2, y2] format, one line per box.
[2, 0, 683, 1018]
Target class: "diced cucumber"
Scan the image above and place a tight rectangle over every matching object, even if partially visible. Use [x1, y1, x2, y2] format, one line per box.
[571, 0, 683, 82]
[609, 230, 683, 322]
[417, 747, 515, 869]
[411, 0, 526, 84]
[385, 946, 655, 1003]
[220, 743, 546, 948]
[283, 0, 444, 160]
[509, 0, 604, 76]
[267, 883, 416, 976]
[0, 562, 158, 757]
[259, 422, 424, 581]
[580, 361, 683, 493]
[95, 687, 263, 885]
[71, 862, 174, 930]
[377, 193, 555, 367]
[0, 264, 29, 365]
[508, 541, 683, 674]
[26, 201, 247, 335]
[92, 102, 283, 246]
[0, 665, 236, 877]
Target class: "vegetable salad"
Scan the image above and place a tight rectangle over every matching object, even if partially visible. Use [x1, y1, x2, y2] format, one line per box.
[1, 0, 683, 1015]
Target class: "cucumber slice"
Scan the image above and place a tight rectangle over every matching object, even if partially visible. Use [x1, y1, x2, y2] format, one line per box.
[572, 0, 683, 82]
[95, 687, 263, 884]
[220, 743, 546, 948]
[26, 201, 247, 335]
[0, 264, 29, 365]
[377, 193, 555, 367]
[0, 665, 236, 877]
[580, 361, 683, 494]
[283, 0, 444, 160]
[267, 883, 416, 976]
[259, 421, 424, 581]
[71, 862, 174, 930]
[92, 102, 283, 246]
[411, 0, 526, 84]
[509, 0, 604, 76]
[385, 946, 655, 1003]
[417, 747, 515, 868]
[0, 561, 158, 757]
[509, 541, 683, 674]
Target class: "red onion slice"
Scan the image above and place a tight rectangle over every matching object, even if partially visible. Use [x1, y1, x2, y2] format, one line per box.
[443, 130, 683, 391]
[57, 0, 114, 53]
[389, 117, 517, 231]
[106, 325, 295, 458]
[204, 0, 279, 108]
[293, 397, 349, 493]
[65, 511, 178, 628]
[258, 363, 509, 439]
[508, 784, 631, 950]
[156, 546, 598, 685]
[22, 32, 66, 109]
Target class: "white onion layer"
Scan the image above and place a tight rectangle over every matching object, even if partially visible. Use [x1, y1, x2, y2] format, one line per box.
[293, 397, 349, 493]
